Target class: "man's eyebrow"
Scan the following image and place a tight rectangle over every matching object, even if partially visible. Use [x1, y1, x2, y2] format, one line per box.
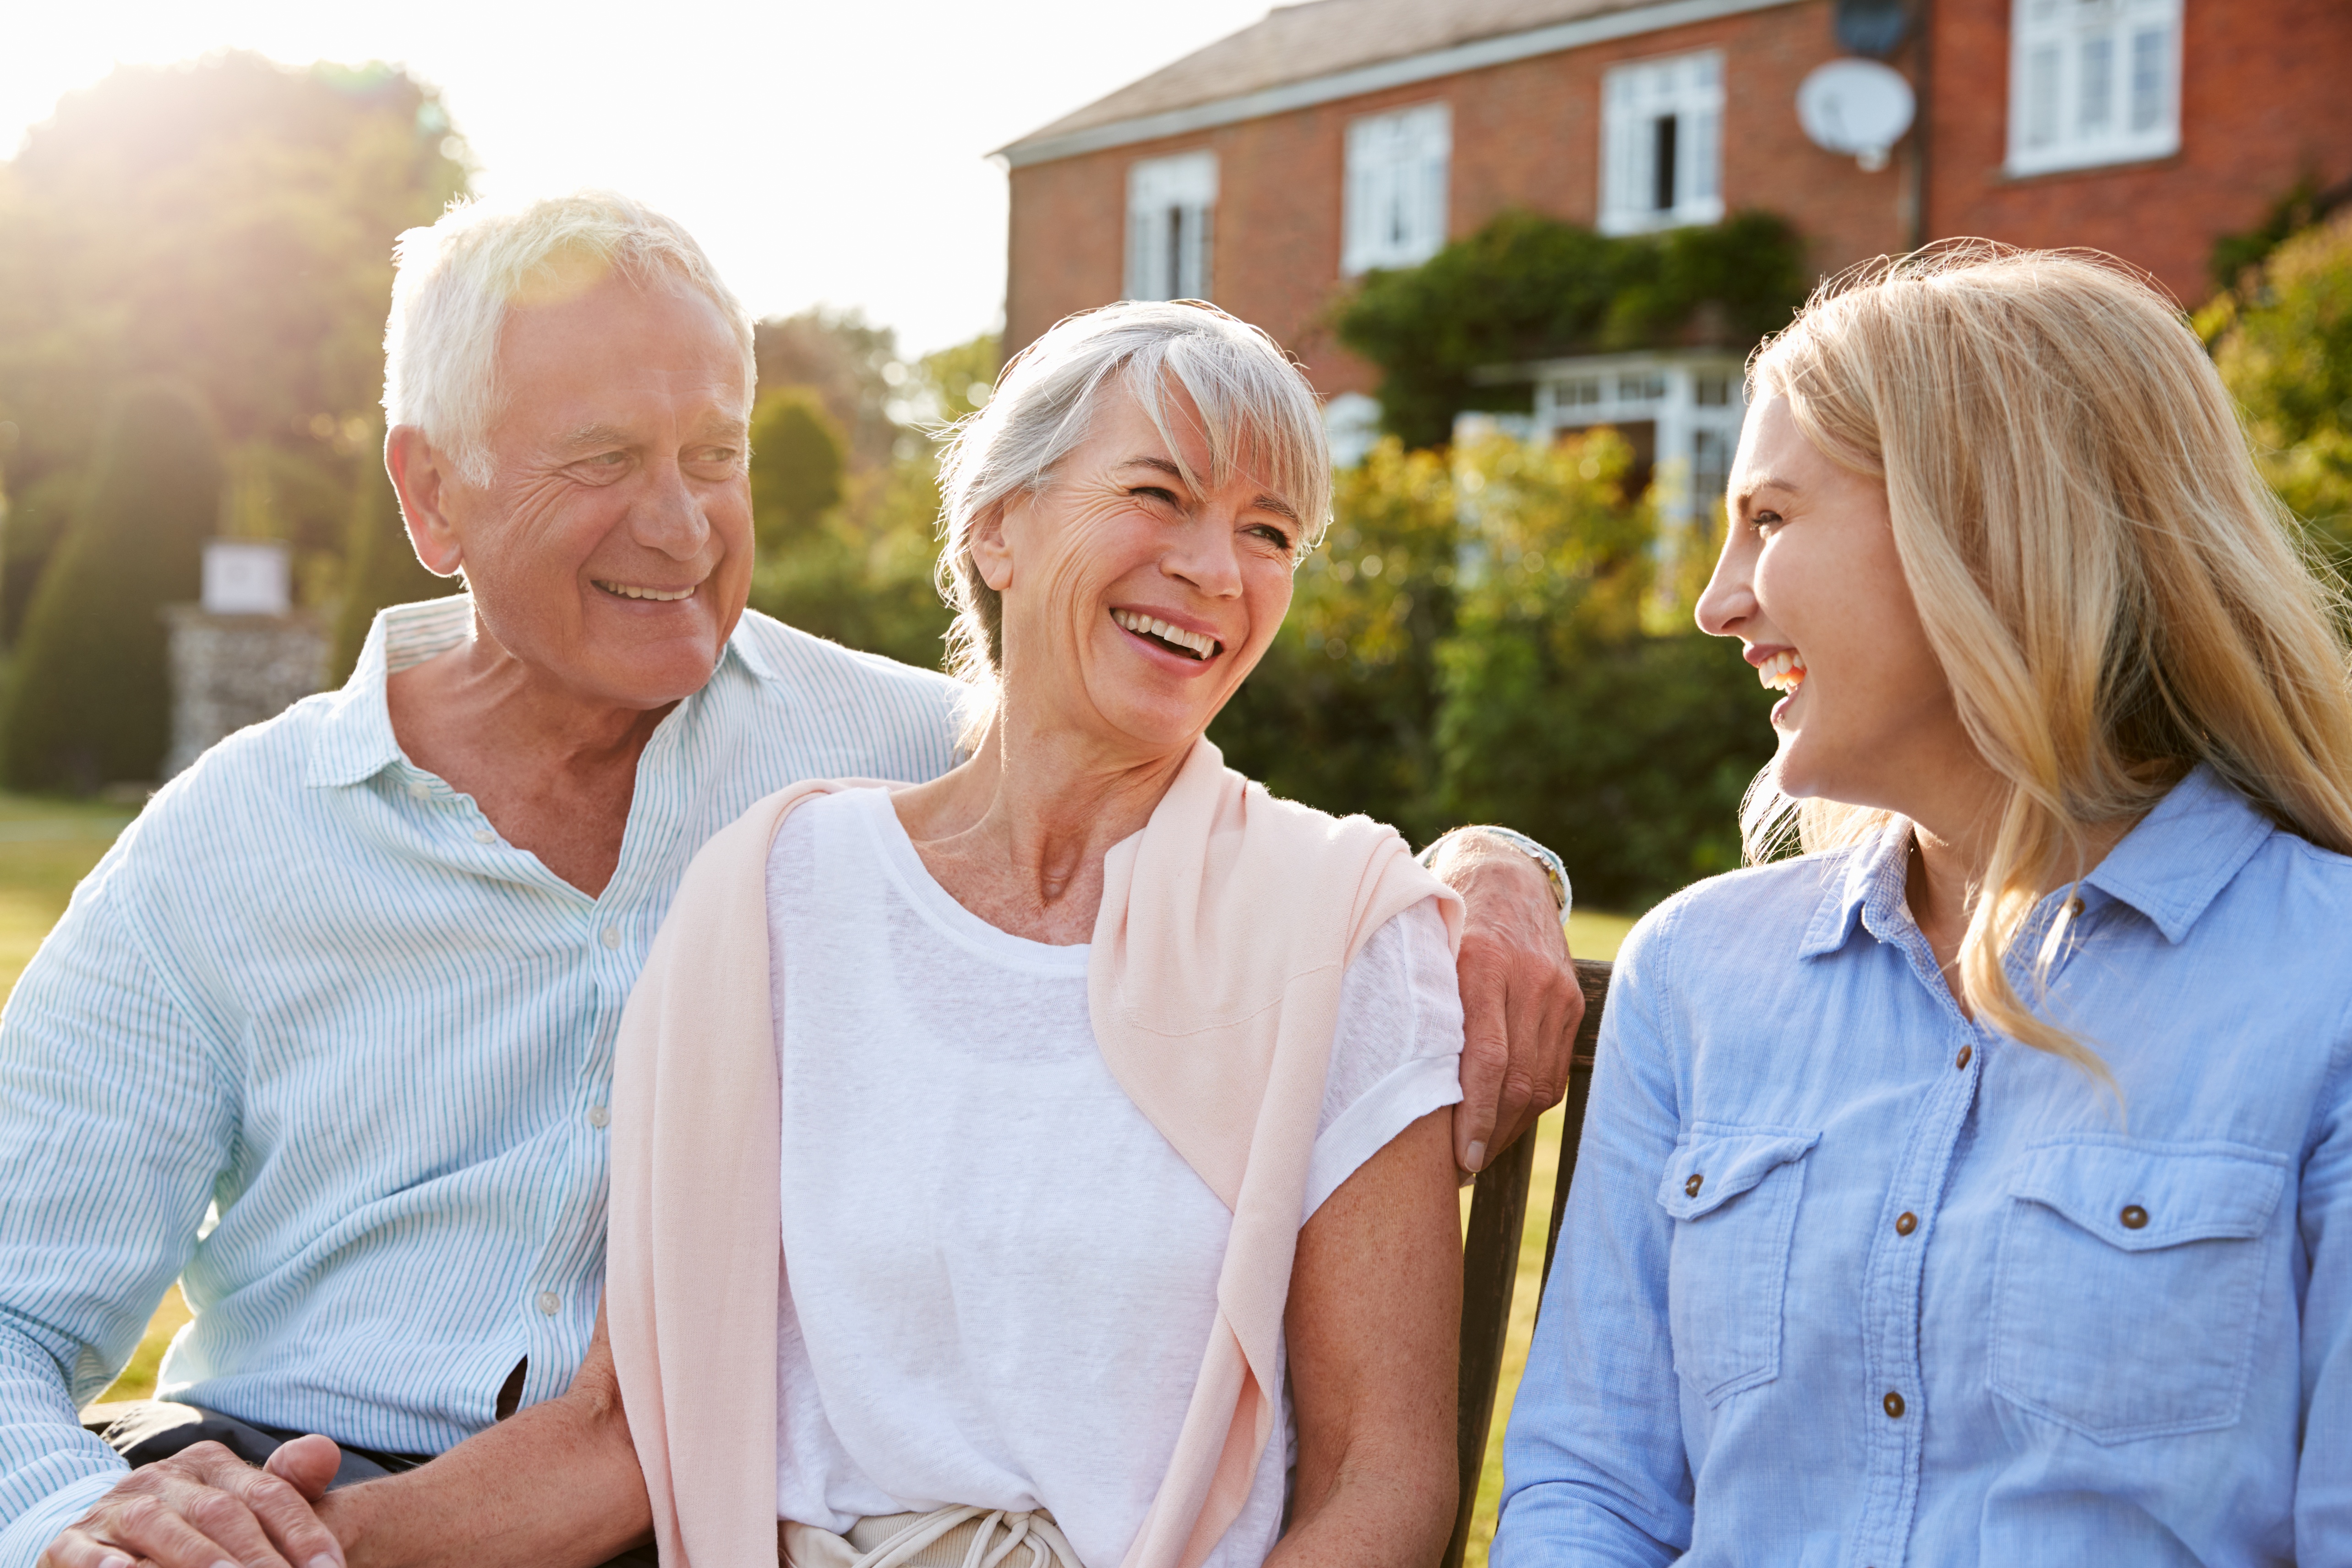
[558, 423, 637, 452]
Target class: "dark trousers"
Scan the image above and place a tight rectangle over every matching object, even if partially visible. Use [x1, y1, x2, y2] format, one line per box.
[102, 1400, 660, 1567]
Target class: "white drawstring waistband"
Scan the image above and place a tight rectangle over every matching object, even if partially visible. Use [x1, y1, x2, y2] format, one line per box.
[783, 1505, 1086, 1568]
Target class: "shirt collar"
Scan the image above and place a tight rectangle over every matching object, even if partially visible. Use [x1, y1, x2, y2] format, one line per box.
[2081, 763, 2274, 943]
[301, 596, 772, 790]
[1794, 762, 2275, 957]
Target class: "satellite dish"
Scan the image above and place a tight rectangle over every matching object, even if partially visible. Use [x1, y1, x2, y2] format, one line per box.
[1797, 59, 1916, 171]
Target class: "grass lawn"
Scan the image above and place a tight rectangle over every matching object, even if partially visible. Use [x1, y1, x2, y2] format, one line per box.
[3, 789, 1635, 1552]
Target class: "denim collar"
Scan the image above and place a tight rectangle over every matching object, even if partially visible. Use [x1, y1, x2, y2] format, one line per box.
[1795, 763, 2275, 958]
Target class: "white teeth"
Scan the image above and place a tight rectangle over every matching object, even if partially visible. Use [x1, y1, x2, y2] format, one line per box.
[1112, 608, 1219, 659]
[595, 580, 696, 602]
[1757, 649, 1807, 693]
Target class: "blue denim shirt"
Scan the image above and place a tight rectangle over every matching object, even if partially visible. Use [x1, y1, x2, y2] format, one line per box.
[1494, 767, 2352, 1567]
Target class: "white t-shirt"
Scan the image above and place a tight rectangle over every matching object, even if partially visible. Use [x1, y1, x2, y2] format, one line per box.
[766, 787, 1464, 1568]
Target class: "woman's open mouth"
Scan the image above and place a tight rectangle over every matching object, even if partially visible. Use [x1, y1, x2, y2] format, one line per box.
[1112, 608, 1222, 662]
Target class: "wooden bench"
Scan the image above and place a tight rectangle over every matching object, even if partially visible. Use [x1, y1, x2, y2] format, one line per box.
[1443, 957, 1610, 1568]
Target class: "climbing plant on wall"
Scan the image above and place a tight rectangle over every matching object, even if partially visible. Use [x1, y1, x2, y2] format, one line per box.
[1332, 209, 1813, 449]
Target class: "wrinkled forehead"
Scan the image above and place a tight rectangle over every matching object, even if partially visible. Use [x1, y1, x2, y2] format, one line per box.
[1115, 364, 1328, 537]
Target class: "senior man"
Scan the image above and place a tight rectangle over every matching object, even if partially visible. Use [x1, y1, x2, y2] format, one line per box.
[3, 192, 1583, 1568]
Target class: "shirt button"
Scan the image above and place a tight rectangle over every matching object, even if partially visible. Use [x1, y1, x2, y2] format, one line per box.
[588, 1105, 611, 1128]
[2120, 1204, 2149, 1229]
[1883, 1390, 1905, 1419]
[474, 828, 495, 844]
[600, 925, 622, 949]
[1894, 1212, 1917, 1236]
[1956, 1045, 1973, 1070]
[407, 779, 430, 800]
[1684, 1173, 1704, 1198]
[2065, 896, 2085, 918]
[536, 1291, 560, 1316]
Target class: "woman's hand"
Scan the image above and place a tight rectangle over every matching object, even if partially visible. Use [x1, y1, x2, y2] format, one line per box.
[1273, 1109, 1461, 1568]
[1428, 831, 1583, 1173]
[316, 1306, 652, 1568]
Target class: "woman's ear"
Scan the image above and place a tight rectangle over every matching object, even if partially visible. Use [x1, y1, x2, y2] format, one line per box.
[385, 426, 468, 578]
[971, 496, 1019, 594]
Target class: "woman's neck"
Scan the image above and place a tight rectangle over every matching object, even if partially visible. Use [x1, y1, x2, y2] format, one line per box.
[891, 705, 1197, 945]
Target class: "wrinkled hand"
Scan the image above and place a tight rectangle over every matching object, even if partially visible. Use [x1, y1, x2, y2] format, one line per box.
[1429, 830, 1583, 1173]
[41, 1435, 345, 1568]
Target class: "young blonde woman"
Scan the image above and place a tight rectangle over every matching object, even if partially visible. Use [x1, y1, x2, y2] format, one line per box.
[1493, 246, 2352, 1565]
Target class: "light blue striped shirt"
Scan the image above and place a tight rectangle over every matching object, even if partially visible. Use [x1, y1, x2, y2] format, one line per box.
[0, 597, 963, 1559]
[1495, 765, 2352, 1567]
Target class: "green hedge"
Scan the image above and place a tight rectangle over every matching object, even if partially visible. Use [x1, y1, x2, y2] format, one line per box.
[2, 384, 221, 790]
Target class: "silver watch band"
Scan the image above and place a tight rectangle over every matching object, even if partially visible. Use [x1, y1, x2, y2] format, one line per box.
[1418, 825, 1572, 916]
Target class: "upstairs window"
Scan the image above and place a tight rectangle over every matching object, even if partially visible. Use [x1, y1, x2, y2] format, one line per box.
[1125, 151, 1217, 301]
[1343, 103, 1452, 274]
[2008, 0, 2181, 176]
[1599, 51, 1724, 235]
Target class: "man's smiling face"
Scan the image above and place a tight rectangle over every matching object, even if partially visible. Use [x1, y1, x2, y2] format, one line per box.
[437, 266, 755, 711]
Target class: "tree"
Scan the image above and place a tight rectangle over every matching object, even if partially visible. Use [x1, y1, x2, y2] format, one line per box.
[2209, 209, 2352, 553]
[2, 384, 222, 790]
[753, 309, 906, 471]
[750, 390, 846, 554]
[0, 53, 468, 645]
[330, 426, 458, 683]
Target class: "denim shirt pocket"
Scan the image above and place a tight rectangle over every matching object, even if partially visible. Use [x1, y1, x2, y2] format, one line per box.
[1990, 1137, 2287, 1443]
[1656, 1123, 1822, 1404]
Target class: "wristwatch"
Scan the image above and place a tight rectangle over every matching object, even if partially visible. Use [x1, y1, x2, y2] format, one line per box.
[1419, 825, 1572, 918]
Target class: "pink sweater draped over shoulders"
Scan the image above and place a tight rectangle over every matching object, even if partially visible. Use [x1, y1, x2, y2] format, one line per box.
[607, 738, 1463, 1567]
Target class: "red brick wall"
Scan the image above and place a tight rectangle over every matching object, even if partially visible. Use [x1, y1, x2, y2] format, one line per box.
[1007, 0, 1906, 397]
[1004, 0, 2348, 397]
[1925, 0, 2352, 307]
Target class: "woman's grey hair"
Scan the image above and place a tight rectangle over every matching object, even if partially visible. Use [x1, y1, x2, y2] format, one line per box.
[935, 300, 1332, 715]
[382, 190, 755, 484]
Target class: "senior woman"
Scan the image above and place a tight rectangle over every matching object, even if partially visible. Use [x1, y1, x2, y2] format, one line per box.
[296, 300, 1467, 1568]
[1493, 245, 2352, 1566]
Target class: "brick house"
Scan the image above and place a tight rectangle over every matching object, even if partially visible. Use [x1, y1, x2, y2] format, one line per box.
[997, 0, 2352, 515]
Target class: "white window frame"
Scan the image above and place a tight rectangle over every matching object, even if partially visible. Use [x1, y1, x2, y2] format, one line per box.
[1342, 102, 1452, 275]
[1125, 151, 1217, 301]
[2006, 0, 2182, 177]
[1599, 50, 1725, 236]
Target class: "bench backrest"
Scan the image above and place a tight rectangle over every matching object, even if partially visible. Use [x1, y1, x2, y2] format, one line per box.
[1441, 957, 1610, 1568]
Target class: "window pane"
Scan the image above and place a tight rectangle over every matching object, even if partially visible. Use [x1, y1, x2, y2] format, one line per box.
[1695, 374, 1732, 407]
[2130, 27, 2166, 131]
[2078, 34, 2113, 134]
[2024, 46, 2060, 148]
[1653, 115, 1679, 211]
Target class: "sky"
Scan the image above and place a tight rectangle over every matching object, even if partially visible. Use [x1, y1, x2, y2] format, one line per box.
[0, 0, 1277, 356]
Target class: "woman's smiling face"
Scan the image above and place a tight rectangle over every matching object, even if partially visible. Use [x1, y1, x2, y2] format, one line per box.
[973, 377, 1301, 761]
[1696, 394, 1970, 812]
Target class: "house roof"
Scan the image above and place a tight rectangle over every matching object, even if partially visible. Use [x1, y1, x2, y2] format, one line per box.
[999, 0, 1793, 166]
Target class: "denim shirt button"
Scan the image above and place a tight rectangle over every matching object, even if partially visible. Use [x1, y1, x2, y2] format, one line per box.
[1895, 1211, 1917, 1236]
[1685, 1173, 1704, 1198]
[2120, 1204, 2149, 1229]
[1956, 1045, 1973, 1070]
[1883, 1390, 1906, 1419]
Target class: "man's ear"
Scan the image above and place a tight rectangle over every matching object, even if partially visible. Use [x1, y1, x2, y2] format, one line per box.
[385, 426, 467, 578]
[970, 496, 1018, 594]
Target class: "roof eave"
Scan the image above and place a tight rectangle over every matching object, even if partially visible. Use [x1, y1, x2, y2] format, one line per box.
[995, 0, 1801, 169]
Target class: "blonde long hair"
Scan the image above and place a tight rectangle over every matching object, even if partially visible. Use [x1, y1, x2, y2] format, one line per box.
[1743, 243, 2352, 1071]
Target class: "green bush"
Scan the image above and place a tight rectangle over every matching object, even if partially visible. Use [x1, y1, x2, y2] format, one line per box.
[751, 390, 847, 556]
[1215, 433, 1774, 908]
[2, 384, 222, 790]
[1332, 210, 1812, 448]
[329, 430, 458, 684]
[2209, 209, 2352, 553]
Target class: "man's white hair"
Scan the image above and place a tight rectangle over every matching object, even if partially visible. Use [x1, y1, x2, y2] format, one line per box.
[382, 190, 755, 483]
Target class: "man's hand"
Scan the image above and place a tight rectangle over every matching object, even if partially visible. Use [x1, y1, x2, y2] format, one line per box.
[1428, 830, 1583, 1173]
[40, 1437, 345, 1568]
